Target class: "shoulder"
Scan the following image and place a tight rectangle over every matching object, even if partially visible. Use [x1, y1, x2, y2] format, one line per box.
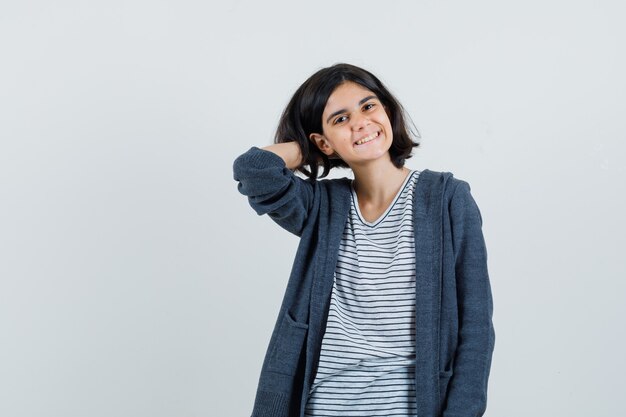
[427, 170, 482, 226]
[417, 168, 471, 196]
[317, 176, 353, 207]
[417, 169, 480, 218]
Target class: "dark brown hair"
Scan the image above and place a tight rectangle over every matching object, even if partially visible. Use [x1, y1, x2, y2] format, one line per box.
[274, 63, 420, 180]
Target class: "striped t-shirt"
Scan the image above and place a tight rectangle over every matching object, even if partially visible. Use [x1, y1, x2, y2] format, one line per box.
[304, 170, 421, 417]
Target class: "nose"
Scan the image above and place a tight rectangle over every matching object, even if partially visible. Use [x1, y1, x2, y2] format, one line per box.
[350, 112, 369, 131]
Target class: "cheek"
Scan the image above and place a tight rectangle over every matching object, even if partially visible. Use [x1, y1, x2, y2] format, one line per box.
[383, 106, 392, 119]
[377, 109, 392, 127]
[382, 117, 392, 130]
[326, 129, 348, 143]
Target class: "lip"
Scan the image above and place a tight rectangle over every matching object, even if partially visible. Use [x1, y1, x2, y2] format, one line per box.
[353, 130, 381, 146]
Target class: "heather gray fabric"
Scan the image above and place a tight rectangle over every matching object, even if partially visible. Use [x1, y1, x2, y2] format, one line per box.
[233, 146, 495, 417]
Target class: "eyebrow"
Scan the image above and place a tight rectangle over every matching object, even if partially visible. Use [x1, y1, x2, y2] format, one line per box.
[325, 95, 378, 124]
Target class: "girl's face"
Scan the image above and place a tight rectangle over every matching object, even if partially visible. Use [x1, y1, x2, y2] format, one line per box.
[309, 81, 393, 167]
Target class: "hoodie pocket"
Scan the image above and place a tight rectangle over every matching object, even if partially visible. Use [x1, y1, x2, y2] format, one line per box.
[267, 311, 309, 376]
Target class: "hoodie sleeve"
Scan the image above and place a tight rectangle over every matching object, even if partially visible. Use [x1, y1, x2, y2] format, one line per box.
[233, 146, 314, 237]
[443, 180, 496, 417]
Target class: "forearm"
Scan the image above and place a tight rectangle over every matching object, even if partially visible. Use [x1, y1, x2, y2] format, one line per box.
[261, 142, 303, 170]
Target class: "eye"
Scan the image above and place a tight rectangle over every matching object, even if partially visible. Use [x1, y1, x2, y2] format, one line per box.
[363, 102, 376, 111]
[333, 115, 347, 125]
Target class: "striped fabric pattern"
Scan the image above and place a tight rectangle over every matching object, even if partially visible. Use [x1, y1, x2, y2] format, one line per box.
[304, 170, 421, 417]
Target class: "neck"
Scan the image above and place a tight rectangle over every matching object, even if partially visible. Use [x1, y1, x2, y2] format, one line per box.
[351, 155, 410, 204]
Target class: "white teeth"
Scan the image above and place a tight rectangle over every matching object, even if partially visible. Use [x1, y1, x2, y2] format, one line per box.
[356, 131, 379, 145]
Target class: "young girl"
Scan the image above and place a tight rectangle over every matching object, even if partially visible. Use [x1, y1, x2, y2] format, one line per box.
[233, 63, 495, 417]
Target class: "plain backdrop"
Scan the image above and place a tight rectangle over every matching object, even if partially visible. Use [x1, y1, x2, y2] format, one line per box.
[1, 1, 625, 416]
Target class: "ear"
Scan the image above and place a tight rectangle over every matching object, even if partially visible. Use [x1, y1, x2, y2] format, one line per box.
[309, 133, 335, 156]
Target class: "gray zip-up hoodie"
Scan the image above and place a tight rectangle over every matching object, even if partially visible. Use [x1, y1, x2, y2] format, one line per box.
[233, 146, 495, 417]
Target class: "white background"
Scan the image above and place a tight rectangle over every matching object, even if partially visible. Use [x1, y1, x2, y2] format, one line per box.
[1, 1, 624, 416]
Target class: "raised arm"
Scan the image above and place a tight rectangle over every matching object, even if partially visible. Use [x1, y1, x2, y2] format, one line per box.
[232, 143, 315, 237]
[260, 142, 304, 170]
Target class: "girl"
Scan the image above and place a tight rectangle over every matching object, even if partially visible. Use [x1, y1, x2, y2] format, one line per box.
[233, 63, 495, 417]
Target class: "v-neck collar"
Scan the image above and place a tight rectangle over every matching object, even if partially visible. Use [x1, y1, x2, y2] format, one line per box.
[350, 170, 417, 227]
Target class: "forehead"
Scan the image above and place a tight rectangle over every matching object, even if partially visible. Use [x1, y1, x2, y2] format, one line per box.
[323, 81, 377, 113]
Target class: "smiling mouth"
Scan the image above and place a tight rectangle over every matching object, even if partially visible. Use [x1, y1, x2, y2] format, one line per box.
[355, 131, 380, 146]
